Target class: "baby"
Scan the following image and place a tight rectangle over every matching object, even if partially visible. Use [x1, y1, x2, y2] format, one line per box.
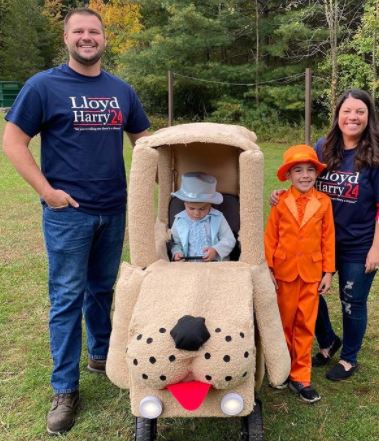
[171, 172, 236, 261]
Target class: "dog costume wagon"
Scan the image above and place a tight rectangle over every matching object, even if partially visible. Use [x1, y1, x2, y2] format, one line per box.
[106, 123, 290, 440]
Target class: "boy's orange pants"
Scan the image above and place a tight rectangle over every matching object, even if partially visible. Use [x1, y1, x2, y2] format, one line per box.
[276, 277, 319, 384]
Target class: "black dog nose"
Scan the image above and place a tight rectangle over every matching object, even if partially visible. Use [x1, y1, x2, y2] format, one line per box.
[170, 315, 210, 351]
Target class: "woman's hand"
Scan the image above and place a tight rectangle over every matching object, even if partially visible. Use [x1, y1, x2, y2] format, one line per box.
[269, 189, 285, 206]
[365, 245, 379, 273]
[318, 272, 333, 295]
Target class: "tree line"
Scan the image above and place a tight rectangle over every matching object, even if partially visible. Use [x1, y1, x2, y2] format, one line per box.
[1, 0, 378, 133]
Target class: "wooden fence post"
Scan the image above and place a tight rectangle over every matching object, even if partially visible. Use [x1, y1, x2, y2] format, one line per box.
[168, 71, 174, 126]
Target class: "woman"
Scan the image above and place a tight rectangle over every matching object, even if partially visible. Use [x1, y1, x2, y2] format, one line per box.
[271, 89, 379, 381]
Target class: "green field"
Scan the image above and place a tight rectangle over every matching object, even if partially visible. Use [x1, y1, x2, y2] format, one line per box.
[0, 116, 378, 441]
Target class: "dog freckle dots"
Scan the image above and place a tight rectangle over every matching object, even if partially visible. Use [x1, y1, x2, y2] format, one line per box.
[160, 375, 166, 381]
[137, 334, 142, 340]
[244, 351, 249, 358]
[204, 353, 211, 359]
[146, 337, 153, 344]
[205, 375, 212, 381]
[223, 355, 231, 362]
[225, 376, 232, 381]
[133, 359, 138, 366]
[149, 356, 156, 364]
[142, 373, 148, 379]
[215, 328, 221, 333]
[159, 328, 166, 333]
[225, 336, 232, 342]
[240, 332, 245, 338]
[169, 355, 176, 362]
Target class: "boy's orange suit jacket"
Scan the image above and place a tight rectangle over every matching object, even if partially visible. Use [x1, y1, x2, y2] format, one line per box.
[264, 188, 335, 283]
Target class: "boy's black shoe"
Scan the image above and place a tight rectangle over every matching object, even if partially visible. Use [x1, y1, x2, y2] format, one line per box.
[47, 391, 79, 435]
[326, 361, 358, 381]
[312, 336, 342, 367]
[288, 380, 321, 403]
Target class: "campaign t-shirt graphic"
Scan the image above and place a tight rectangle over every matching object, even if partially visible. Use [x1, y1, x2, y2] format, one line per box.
[316, 169, 360, 204]
[71, 95, 124, 130]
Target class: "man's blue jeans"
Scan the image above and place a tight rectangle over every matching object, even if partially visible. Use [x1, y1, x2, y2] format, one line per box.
[315, 260, 376, 365]
[42, 206, 125, 393]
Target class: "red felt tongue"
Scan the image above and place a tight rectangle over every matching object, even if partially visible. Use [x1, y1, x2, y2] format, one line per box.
[166, 381, 211, 411]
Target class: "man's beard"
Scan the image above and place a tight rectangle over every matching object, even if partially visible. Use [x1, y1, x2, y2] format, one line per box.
[69, 47, 105, 66]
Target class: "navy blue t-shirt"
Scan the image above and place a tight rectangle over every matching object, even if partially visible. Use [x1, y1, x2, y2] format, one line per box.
[315, 137, 379, 262]
[5, 64, 150, 214]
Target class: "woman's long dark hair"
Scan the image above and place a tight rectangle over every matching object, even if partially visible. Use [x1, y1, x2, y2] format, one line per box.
[323, 89, 379, 170]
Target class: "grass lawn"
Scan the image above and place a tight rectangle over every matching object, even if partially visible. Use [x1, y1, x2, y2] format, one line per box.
[0, 115, 378, 441]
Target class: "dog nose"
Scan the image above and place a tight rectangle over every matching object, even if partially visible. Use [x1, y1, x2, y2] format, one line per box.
[170, 315, 210, 351]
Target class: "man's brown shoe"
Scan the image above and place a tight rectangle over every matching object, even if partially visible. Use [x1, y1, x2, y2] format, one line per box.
[87, 358, 106, 373]
[47, 391, 79, 435]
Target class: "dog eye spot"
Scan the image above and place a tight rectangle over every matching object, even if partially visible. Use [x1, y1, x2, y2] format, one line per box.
[240, 332, 245, 338]
[160, 375, 166, 381]
[244, 351, 249, 358]
[225, 336, 232, 342]
[215, 328, 221, 333]
[225, 376, 232, 381]
[204, 353, 211, 359]
[133, 359, 138, 366]
[142, 373, 148, 379]
[159, 328, 166, 333]
[137, 334, 143, 340]
[149, 357, 156, 364]
[125, 347, 128, 353]
[146, 338, 153, 344]
[242, 372, 247, 377]
[169, 355, 176, 362]
[205, 375, 212, 381]
[223, 355, 231, 362]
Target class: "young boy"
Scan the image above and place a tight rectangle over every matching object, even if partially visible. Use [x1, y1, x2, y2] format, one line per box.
[264, 144, 335, 403]
[171, 172, 236, 261]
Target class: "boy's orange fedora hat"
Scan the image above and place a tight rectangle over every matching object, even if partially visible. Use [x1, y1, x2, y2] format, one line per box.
[277, 144, 326, 182]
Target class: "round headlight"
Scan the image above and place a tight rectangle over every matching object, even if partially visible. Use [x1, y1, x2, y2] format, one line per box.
[139, 396, 163, 419]
[220, 393, 244, 416]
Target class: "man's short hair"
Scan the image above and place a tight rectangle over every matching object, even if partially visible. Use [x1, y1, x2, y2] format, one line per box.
[64, 8, 104, 31]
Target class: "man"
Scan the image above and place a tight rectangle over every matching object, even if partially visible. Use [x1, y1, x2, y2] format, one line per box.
[2, 8, 149, 435]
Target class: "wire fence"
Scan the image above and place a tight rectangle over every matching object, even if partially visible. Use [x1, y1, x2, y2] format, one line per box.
[171, 72, 307, 87]
[168, 69, 320, 144]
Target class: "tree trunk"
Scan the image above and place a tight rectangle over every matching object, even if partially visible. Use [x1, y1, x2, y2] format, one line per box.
[255, 0, 259, 106]
[324, 0, 338, 115]
[372, 1, 378, 100]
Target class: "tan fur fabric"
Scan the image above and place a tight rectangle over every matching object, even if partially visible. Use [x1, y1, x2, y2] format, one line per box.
[127, 260, 256, 417]
[136, 122, 258, 152]
[128, 145, 159, 267]
[251, 263, 291, 384]
[107, 122, 290, 419]
[239, 150, 265, 265]
[154, 219, 170, 261]
[254, 330, 265, 390]
[106, 263, 145, 388]
[157, 148, 172, 224]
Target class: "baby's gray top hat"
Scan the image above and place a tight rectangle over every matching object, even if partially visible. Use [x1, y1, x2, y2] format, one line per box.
[172, 172, 223, 204]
